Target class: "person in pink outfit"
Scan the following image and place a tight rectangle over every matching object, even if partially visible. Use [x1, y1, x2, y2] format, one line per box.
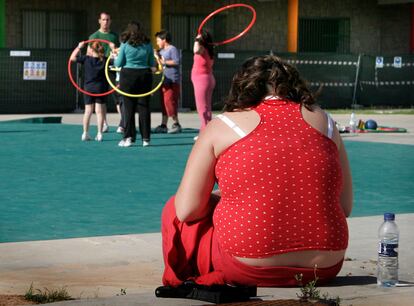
[191, 30, 215, 137]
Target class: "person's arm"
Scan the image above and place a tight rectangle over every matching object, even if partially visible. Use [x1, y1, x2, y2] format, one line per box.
[175, 125, 217, 222]
[147, 43, 157, 73]
[336, 130, 353, 217]
[108, 42, 116, 51]
[114, 43, 126, 67]
[154, 49, 163, 71]
[193, 35, 205, 55]
[70, 41, 85, 62]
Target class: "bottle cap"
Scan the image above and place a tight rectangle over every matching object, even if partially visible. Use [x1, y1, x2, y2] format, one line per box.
[384, 212, 395, 221]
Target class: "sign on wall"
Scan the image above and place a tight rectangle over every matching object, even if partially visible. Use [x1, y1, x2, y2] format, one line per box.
[23, 61, 47, 80]
[393, 56, 402, 68]
[375, 56, 384, 68]
[10, 50, 31, 57]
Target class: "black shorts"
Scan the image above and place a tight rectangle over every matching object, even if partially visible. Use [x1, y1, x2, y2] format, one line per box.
[84, 94, 107, 105]
[83, 82, 108, 105]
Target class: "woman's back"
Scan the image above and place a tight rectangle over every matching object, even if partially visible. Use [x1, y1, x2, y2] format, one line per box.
[213, 97, 348, 265]
[77, 55, 107, 91]
[170, 55, 353, 287]
[115, 42, 154, 69]
[192, 51, 214, 74]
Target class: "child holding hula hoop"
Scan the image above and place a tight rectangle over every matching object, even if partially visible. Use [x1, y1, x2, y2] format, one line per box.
[115, 21, 156, 148]
[191, 30, 216, 140]
[88, 12, 120, 133]
[70, 41, 115, 142]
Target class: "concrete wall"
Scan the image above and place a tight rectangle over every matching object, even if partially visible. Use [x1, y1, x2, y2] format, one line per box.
[4, 0, 412, 55]
[379, 3, 412, 55]
[162, 0, 287, 52]
[5, 0, 151, 48]
[300, 0, 411, 55]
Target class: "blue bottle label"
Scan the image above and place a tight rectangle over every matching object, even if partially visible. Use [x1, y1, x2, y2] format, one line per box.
[378, 243, 398, 257]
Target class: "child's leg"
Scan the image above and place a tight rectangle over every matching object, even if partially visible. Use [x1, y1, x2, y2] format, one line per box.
[95, 103, 104, 134]
[160, 85, 169, 126]
[83, 104, 94, 133]
[101, 103, 108, 127]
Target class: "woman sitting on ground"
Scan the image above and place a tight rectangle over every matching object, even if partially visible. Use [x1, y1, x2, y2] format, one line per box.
[161, 55, 353, 287]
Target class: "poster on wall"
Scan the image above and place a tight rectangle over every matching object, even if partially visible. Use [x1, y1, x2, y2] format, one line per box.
[23, 61, 47, 80]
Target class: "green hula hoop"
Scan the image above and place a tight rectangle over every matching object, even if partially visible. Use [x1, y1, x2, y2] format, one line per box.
[105, 55, 164, 98]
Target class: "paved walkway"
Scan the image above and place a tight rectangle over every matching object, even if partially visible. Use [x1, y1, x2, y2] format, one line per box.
[0, 112, 413, 305]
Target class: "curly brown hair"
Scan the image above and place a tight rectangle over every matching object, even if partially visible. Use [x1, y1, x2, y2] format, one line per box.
[120, 21, 150, 46]
[223, 55, 317, 112]
[90, 41, 105, 61]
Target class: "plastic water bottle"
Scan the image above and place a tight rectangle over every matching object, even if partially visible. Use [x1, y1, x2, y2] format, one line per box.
[377, 212, 399, 287]
[349, 112, 357, 133]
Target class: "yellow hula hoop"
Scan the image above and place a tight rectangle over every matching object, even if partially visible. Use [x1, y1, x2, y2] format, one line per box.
[105, 55, 164, 98]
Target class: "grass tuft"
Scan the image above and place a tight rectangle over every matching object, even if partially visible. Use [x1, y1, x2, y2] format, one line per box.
[295, 267, 341, 305]
[24, 283, 73, 304]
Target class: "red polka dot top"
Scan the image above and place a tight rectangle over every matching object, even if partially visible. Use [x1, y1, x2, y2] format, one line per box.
[213, 98, 348, 258]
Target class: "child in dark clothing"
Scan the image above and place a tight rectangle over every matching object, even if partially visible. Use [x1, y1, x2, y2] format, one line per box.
[70, 41, 114, 141]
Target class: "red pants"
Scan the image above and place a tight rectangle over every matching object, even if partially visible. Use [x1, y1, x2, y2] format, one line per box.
[161, 83, 180, 117]
[161, 196, 344, 287]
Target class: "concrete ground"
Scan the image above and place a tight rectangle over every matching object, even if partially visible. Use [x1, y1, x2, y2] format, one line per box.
[0, 112, 413, 306]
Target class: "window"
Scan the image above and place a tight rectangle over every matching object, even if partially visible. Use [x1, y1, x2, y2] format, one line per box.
[22, 10, 86, 49]
[299, 18, 350, 53]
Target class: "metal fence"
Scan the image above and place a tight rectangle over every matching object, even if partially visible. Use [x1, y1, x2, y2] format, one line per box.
[0, 49, 75, 113]
[0, 49, 413, 114]
[358, 54, 414, 107]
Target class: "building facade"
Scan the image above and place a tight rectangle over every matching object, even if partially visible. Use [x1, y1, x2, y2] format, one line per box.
[0, 0, 413, 113]
[2, 0, 413, 54]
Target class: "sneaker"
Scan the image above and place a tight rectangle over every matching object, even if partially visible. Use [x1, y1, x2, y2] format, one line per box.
[154, 124, 168, 133]
[102, 124, 109, 133]
[95, 133, 103, 142]
[82, 133, 92, 141]
[168, 123, 182, 134]
[119, 137, 132, 147]
[142, 140, 150, 147]
[116, 126, 124, 134]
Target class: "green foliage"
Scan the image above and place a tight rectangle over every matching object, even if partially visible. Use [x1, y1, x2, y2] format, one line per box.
[295, 273, 321, 302]
[295, 268, 341, 306]
[24, 283, 73, 304]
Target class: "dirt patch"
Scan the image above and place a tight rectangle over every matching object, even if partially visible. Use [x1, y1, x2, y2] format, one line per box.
[0, 295, 37, 306]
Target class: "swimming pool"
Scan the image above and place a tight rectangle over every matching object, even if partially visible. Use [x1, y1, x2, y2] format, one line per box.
[0, 122, 413, 243]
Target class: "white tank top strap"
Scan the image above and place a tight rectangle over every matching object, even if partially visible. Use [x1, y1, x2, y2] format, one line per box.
[264, 95, 282, 100]
[326, 112, 335, 139]
[216, 114, 247, 138]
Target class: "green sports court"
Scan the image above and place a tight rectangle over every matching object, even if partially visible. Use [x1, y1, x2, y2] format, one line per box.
[1, 118, 413, 243]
